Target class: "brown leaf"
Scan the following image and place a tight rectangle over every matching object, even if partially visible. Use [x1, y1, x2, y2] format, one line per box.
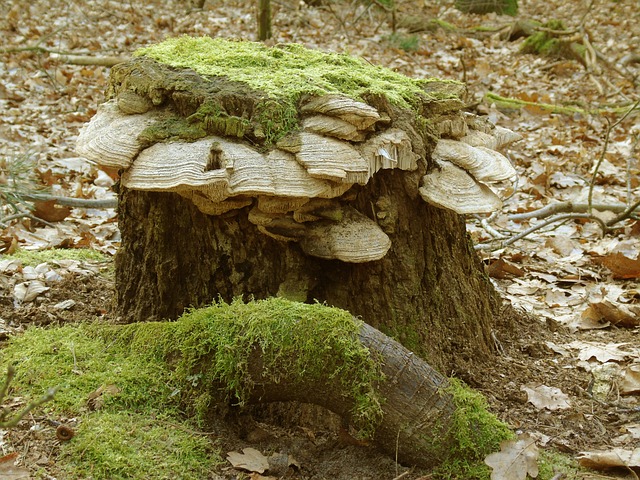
[484, 433, 539, 480]
[584, 300, 639, 328]
[598, 252, 640, 279]
[629, 219, 640, 237]
[487, 258, 525, 279]
[521, 385, 571, 411]
[87, 384, 121, 411]
[577, 447, 640, 469]
[227, 448, 269, 474]
[620, 364, 640, 395]
[32, 200, 72, 223]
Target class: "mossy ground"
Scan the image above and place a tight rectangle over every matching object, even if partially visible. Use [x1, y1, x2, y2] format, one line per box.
[0, 292, 587, 479]
[6, 247, 108, 266]
[1, 322, 217, 479]
[520, 20, 587, 65]
[429, 378, 515, 479]
[0, 298, 384, 477]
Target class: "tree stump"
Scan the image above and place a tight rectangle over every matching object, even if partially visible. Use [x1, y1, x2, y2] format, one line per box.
[77, 36, 519, 375]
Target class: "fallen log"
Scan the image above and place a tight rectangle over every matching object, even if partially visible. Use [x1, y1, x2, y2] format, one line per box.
[111, 298, 509, 470]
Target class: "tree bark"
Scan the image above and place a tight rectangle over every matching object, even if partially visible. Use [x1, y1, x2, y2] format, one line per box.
[115, 164, 499, 374]
[243, 321, 456, 468]
[257, 0, 272, 41]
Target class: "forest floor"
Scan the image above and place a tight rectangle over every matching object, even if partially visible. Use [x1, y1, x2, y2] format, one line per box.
[0, 0, 639, 478]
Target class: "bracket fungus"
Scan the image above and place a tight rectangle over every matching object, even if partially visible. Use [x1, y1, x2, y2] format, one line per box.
[76, 36, 520, 263]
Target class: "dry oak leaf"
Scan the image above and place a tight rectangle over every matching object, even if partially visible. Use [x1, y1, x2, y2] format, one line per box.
[521, 385, 570, 411]
[582, 300, 640, 328]
[87, 384, 121, 410]
[227, 448, 269, 474]
[598, 252, 640, 279]
[577, 447, 640, 470]
[32, 200, 72, 223]
[620, 364, 640, 395]
[484, 433, 539, 480]
[13, 280, 49, 304]
[486, 258, 525, 279]
[569, 341, 632, 363]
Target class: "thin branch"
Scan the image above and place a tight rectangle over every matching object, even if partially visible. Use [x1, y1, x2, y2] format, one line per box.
[0, 212, 57, 229]
[0, 364, 56, 429]
[0, 364, 16, 405]
[605, 198, 640, 227]
[49, 53, 129, 67]
[508, 201, 640, 221]
[0, 388, 57, 428]
[475, 213, 608, 251]
[22, 194, 117, 209]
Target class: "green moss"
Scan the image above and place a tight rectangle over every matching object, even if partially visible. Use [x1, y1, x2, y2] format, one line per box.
[432, 378, 514, 479]
[110, 297, 385, 436]
[138, 116, 207, 145]
[537, 448, 583, 479]
[455, 0, 518, 16]
[520, 20, 586, 65]
[5, 248, 108, 266]
[385, 33, 421, 52]
[0, 298, 384, 476]
[130, 36, 462, 145]
[0, 323, 215, 479]
[135, 37, 443, 109]
[59, 412, 218, 479]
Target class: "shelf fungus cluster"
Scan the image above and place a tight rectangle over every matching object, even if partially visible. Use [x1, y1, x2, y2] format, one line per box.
[77, 94, 418, 263]
[420, 112, 521, 215]
[76, 41, 520, 264]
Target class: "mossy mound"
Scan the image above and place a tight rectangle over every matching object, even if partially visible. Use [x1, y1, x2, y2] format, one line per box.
[0, 297, 521, 477]
[1, 320, 216, 478]
[520, 20, 587, 65]
[0, 298, 383, 477]
[107, 36, 464, 146]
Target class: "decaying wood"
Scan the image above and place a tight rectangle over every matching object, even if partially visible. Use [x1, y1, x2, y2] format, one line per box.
[244, 321, 456, 468]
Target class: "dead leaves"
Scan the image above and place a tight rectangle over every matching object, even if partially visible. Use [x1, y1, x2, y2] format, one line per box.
[226, 447, 300, 478]
[577, 447, 640, 470]
[582, 300, 640, 328]
[520, 385, 571, 411]
[32, 200, 71, 223]
[484, 434, 539, 480]
[0, 453, 30, 480]
[227, 448, 269, 474]
[597, 252, 640, 279]
[87, 384, 121, 411]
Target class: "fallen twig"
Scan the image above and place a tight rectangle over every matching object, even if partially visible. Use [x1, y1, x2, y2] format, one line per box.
[0, 211, 57, 229]
[49, 53, 129, 67]
[588, 99, 640, 210]
[22, 193, 117, 209]
[508, 201, 640, 221]
[475, 213, 607, 251]
[484, 92, 638, 116]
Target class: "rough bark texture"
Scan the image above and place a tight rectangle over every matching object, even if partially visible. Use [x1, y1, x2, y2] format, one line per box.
[116, 163, 499, 373]
[242, 321, 456, 468]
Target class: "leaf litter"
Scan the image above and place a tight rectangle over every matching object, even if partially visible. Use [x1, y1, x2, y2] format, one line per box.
[1, 0, 640, 478]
